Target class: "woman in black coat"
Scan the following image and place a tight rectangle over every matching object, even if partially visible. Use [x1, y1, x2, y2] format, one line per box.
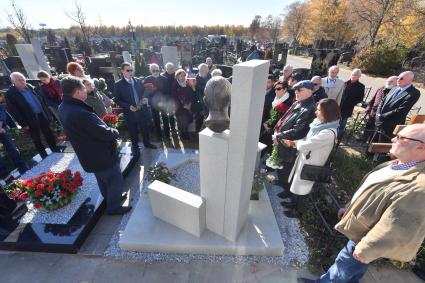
[171, 69, 195, 140]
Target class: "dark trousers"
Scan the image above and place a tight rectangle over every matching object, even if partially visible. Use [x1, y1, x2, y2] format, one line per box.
[29, 113, 57, 156]
[161, 112, 175, 137]
[337, 117, 349, 141]
[126, 110, 151, 155]
[0, 132, 26, 177]
[94, 163, 123, 213]
[277, 161, 293, 189]
[151, 108, 162, 138]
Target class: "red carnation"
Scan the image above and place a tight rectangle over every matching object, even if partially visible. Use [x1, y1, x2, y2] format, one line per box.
[34, 177, 42, 183]
[46, 186, 54, 192]
[37, 184, 45, 190]
[35, 190, 43, 197]
[275, 103, 289, 113]
[19, 193, 28, 201]
[27, 182, 35, 189]
[60, 191, 68, 197]
[34, 203, 42, 209]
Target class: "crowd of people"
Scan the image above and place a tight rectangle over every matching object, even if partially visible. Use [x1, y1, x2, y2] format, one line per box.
[260, 63, 423, 283]
[1, 53, 424, 282]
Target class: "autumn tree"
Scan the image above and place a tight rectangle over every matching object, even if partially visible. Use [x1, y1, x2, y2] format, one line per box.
[249, 15, 262, 40]
[347, 0, 402, 47]
[281, 1, 310, 43]
[6, 0, 32, 43]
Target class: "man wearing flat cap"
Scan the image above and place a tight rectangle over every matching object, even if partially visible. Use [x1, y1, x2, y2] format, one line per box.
[273, 80, 317, 199]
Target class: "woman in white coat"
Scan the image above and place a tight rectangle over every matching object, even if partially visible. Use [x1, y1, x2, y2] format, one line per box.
[281, 98, 340, 218]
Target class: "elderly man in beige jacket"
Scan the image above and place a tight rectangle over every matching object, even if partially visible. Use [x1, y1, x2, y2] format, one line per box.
[321, 65, 345, 105]
[299, 123, 425, 283]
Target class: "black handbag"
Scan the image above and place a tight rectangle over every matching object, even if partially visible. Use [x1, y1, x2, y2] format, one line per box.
[277, 143, 298, 163]
[300, 130, 336, 183]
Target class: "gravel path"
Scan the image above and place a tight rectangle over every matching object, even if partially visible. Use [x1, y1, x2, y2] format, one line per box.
[104, 149, 309, 267]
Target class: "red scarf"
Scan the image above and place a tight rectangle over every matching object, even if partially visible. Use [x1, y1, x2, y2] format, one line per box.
[43, 77, 62, 101]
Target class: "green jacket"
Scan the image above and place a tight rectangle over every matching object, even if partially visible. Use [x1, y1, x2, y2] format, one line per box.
[85, 90, 106, 118]
[335, 161, 425, 263]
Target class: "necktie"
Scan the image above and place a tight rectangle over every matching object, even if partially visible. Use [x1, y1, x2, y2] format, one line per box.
[129, 79, 139, 105]
[391, 88, 403, 101]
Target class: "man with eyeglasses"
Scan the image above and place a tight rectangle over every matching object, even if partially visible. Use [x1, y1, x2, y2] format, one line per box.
[143, 63, 170, 140]
[113, 62, 156, 159]
[299, 123, 425, 283]
[310, 76, 327, 103]
[374, 71, 421, 143]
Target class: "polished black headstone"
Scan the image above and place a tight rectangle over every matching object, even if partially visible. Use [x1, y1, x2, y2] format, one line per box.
[0, 143, 136, 253]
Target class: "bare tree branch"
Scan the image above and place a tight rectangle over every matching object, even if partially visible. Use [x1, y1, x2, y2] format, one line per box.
[6, 0, 32, 43]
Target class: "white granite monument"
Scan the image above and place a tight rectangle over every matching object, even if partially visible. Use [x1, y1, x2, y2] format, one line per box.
[119, 60, 284, 256]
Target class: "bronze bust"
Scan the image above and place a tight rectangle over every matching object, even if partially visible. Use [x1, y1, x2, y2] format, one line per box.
[204, 76, 231, 133]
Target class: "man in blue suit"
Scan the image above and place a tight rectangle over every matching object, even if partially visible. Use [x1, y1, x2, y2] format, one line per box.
[113, 62, 156, 158]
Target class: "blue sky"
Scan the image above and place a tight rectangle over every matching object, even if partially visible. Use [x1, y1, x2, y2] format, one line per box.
[0, 0, 293, 29]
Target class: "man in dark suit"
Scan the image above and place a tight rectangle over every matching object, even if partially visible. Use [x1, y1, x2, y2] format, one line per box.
[59, 76, 131, 215]
[273, 81, 316, 202]
[338, 69, 365, 141]
[5, 72, 58, 157]
[375, 71, 421, 143]
[114, 62, 156, 158]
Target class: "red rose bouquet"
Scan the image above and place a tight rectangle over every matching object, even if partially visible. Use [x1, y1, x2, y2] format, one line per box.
[102, 114, 118, 128]
[5, 170, 84, 211]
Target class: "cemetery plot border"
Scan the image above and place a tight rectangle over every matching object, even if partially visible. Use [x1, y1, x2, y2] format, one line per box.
[0, 142, 135, 253]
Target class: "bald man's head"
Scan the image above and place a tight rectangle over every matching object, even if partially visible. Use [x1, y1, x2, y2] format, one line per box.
[397, 71, 414, 88]
[328, 66, 339, 79]
[390, 124, 425, 163]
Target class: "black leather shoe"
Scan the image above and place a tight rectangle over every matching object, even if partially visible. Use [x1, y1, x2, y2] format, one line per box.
[283, 209, 299, 218]
[144, 143, 157, 149]
[108, 206, 132, 215]
[277, 191, 291, 199]
[297, 278, 316, 283]
[280, 201, 296, 208]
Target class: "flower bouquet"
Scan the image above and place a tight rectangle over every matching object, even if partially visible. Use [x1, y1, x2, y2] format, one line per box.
[102, 114, 118, 128]
[146, 162, 176, 184]
[265, 144, 284, 169]
[5, 170, 84, 211]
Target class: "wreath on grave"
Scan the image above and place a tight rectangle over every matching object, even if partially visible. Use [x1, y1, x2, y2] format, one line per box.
[5, 170, 84, 211]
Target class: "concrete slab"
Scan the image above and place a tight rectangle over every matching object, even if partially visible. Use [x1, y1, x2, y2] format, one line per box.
[148, 181, 206, 237]
[155, 151, 199, 170]
[119, 189, 284, 256]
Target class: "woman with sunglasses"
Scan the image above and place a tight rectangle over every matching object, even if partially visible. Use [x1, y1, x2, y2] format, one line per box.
[260, 80, 293, 154]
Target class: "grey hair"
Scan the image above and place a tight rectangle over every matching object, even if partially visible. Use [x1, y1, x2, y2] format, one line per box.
[283, 64, 293, 71]
[352, 68, 362, 76]
[311, 76, 321, 82]
[165, 62, 174, 69]
[149, 63, 160, 71]
[198, 63, 208, 71]
[211, 69, 222, 77]
[10, 72, 25, 81]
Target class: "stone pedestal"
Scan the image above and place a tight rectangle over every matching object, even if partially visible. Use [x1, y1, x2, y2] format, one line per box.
[199, 129, 229, 235]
